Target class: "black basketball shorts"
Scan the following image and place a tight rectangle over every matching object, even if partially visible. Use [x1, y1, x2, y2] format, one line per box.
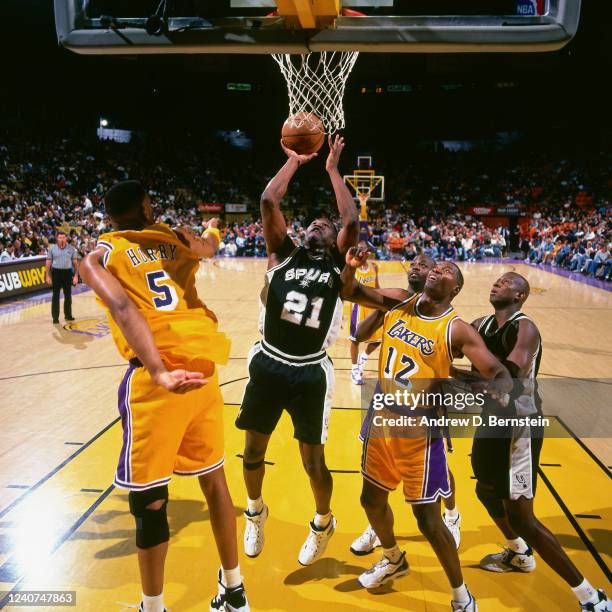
[235, 343, 335, 445]
[471, 413, 544, 500]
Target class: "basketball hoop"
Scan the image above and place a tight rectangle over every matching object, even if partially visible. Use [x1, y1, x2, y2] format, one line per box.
[272, 51, 359, 134]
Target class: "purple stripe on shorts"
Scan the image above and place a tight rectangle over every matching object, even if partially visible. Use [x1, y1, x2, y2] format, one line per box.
[115, 365, 135, 483]
[350, 303, 359, 339]
[359, 382, 381, 441]
[424, 436, 451, 500]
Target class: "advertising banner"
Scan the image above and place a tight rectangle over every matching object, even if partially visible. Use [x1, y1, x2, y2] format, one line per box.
[0, 256, 50, 299]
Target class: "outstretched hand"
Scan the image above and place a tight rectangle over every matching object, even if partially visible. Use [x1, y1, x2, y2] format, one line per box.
[280, 140, 318, 165]
[325, 134, 345, 172]
[153, 369, 208, 394]
[345, 245, 370, 268]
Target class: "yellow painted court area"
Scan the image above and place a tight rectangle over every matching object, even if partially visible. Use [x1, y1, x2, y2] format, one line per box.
[0, 260, 610, 611]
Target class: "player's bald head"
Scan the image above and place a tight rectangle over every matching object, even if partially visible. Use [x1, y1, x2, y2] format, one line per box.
[505, 272, 530, 300]
[415, 254, 435, 268]
[490, 271, 530, 308]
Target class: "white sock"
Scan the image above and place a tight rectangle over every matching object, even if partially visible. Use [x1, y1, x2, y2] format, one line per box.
[451, 583, 469, 604]
[142, 592, 164, 612]
[444, 506, 459, 520]
[383, 545, 402, 564]
[247, 496, 264, 515]
[506, 537, 528, 554]
[351, 364, 360, 372]
[222, 565, 242, 589]
[359, 352, 368, 363]
[314, 511, 332, 529]
[572, 578, 599, 604]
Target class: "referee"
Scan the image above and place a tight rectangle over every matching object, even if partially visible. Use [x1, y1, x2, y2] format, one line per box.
[45, 230, 78, 324]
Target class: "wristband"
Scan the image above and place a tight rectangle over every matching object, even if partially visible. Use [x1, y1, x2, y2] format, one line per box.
[203, 227, 221, 243]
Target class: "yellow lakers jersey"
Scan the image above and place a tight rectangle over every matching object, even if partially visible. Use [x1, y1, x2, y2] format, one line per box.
[96, 223, 230, 373]
[355, 262, 377, 288]
[379, 294, 458, 384]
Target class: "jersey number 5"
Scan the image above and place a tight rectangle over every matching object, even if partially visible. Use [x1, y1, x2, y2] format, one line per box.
[281, 290, 324, 329]
[146, 270, 179, 311]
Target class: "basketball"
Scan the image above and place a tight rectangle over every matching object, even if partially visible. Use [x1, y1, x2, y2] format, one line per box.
[281, 112, 325, 155]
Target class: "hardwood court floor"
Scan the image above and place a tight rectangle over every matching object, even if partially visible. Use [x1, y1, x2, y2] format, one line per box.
[0, 260, 610, 611]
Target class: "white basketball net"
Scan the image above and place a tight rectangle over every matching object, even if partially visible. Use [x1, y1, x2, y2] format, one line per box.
[272, 51, 359, 134]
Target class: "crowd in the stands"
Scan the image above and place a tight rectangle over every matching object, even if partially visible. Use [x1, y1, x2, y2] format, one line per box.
[0, 133, 609, 279]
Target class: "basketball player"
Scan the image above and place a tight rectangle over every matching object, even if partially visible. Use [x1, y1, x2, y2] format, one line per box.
[349, 240, 381, 385]
[236, 135, 359, 565]
[348, 254, 463, 555]
[341, 247, 513, 612]
[462, 272, 610, 611]
[80, 181, 248, 612]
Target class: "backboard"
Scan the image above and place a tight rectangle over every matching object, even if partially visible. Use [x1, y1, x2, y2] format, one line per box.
[55, 0, 581, 55]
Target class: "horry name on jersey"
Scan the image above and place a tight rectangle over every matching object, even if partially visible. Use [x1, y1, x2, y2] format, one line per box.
[386, 318, 435, 356]
[285, 267, 334, 288]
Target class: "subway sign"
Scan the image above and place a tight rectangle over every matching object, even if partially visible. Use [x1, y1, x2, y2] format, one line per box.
[0, 256, 51, 299]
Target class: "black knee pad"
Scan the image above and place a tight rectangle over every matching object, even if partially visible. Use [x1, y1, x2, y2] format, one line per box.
[128, 485, 170, 549]
[243, 458, 265, 471]
[475, 481, 505, 519]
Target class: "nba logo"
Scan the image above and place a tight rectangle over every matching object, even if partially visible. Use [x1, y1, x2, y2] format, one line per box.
[515, 0, 543, 16]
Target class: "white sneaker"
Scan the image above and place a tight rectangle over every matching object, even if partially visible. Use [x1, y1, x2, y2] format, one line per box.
[580, 589, 611, 611]
[443, 512, 461, 550]
[243, 504, 268, 558]
[351, 368, 364, 385]
[451, 588, 478, 611]
[350, 524, 381, 556]
[357, 551, 409, 589]
[480, 546, 536, 573]
[298, 516, 336, 566]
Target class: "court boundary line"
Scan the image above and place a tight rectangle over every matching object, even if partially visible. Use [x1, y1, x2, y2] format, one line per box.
[555, 416, 611, 478]
[0, 485, 115, 610]
[0, 377, 249, 519]
[537, 467, 611, 582]
[0, 364, 126, 382]
[0, 419, 120, 520]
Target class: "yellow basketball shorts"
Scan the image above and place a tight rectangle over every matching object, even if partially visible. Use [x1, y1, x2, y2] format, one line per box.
[361, 432, 451, 504]
[349, 303, 383, 343]
[114, 361, 224, 491]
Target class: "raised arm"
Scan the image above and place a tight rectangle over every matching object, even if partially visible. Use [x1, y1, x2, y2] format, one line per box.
[261, 143, 318, 260]
[80, 248, 206, 394]
[340, 246, 406, 311]
[355, 310, 385, 343]
[174, 218, 222, 259]
[325, 135, 359, 255]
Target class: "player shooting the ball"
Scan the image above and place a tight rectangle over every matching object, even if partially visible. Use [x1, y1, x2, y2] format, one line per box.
[236, 135, 359, 566]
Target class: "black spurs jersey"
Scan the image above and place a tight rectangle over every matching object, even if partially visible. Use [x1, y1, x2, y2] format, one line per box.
[477, 311, 542, 415]
[259, 247, 343, 364]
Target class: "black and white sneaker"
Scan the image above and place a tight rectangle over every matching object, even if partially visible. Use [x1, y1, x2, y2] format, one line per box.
[480, 546, 536, 573]
[210, 568, 250, 612]
[580, 590, 611, 612]
[357, 551, 409, 588]
[451, 588, 478, 611]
